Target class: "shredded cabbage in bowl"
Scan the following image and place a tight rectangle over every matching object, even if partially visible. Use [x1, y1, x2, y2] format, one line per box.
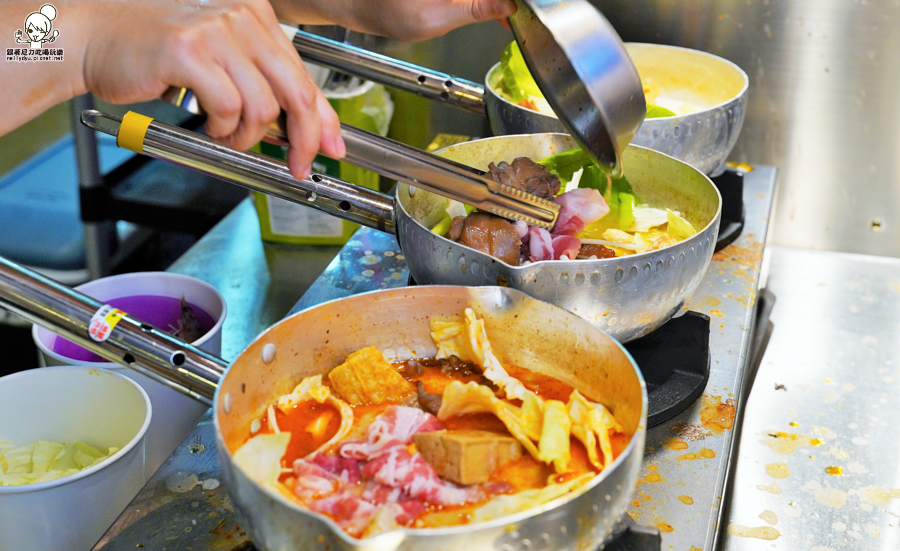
[0, 439, 119, 486]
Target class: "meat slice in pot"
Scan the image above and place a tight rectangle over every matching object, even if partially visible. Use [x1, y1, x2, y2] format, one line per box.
[449, 212, 522, 266]
[488, 158, 561, 200]
[579, 243, 616, 259]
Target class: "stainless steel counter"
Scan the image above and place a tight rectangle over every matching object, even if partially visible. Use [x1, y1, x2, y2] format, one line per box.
[94, 165, 776, 551]
[722, 245, 900, 550]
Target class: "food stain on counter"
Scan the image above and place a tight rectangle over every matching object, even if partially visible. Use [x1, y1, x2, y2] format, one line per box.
[765, 462, 790, 479]
[756, 483, 783, 494]
[708, 309, 724, 318]
[678, 495, 694, 505]
[695, 296, 721, 307]
[700, 396, 736, 433]
[676, 448, 716, 461]
[762, 431, 823, 455]
[712, 241, 764, 269]
[726, 524, 780, 540]
[803, 480, 847, 508]
[825, 466, 843, 475]
[656, 522, 674, 533]
[758, 510, 778, 525]
[664, 438, 689, 450]
[856, 486, 900, 506]
[166, 472, 201, 493]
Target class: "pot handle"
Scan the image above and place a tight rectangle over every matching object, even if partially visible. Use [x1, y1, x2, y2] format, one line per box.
[82, 110, 397, 235]
[0, 256, 227, 405]
[284, 26, 486, 115]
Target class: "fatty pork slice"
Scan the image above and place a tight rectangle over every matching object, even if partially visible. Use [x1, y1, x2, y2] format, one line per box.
[448, 212, 522, 266]
[552, 188, 610, 236]
[525, 227, 581, 262]
[309, 491, 379, 535]
[340, 406, 443, 461]
[292, 454, 361, 501]
[362, 446, 486, 506]
[487, 158, 561, 200]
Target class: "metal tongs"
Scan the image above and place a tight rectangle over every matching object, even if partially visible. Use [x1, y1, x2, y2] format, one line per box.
[81, 110, 560, 230]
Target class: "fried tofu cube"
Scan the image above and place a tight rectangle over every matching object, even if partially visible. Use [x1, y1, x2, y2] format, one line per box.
[328, 346, 412, 405]
[414, 430, 523, 485]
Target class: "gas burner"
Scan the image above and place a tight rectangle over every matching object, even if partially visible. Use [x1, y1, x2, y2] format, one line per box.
[623, 311, 710, 427]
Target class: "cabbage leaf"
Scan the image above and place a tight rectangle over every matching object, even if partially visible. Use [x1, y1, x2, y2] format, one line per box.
[0, 440, 119, 486]
[666, 209, 697, 239]
[233, 432, 291, 487]
[469, 473, 593, 522]
[498, 41, 543, 103]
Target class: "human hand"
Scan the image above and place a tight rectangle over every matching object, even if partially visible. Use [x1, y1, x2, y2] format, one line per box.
[80, 0, 343, 178]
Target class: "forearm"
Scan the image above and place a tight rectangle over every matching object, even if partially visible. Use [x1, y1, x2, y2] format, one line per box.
[268, 0, 515, 43]
[0, 0, 90, 135]
[268, 0, 358, 30]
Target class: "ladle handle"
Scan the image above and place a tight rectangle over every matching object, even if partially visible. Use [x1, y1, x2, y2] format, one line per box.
[285, 26, 486, 114]
[0, 256, 227, 405]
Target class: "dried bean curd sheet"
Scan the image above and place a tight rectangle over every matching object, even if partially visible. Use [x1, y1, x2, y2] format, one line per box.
[234, 309, 626, 538]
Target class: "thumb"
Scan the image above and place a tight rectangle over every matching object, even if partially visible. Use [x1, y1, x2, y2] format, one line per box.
[467, 0, 517, 23]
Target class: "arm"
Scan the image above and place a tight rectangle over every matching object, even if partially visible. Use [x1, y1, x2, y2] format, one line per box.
[269, 0, 516, 42]
[0, 0, 344, 178]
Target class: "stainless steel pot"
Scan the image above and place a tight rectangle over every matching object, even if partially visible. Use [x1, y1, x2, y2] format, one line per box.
[0, 259, 647, 551]
[484, 44, 750, 176]
[84, 113, 720, 342]
[397, 134, 721, 343]
[218, 286, 647, 551]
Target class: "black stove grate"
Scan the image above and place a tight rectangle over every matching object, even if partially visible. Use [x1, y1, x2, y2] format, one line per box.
[623, 311, 710, 427]
[712, 167, 745, 251]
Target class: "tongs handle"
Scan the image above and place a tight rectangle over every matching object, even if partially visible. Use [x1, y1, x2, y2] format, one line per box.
[284, 26, 485, 115]
[0, 256, 226, 405]
[83, 110, 398, 234]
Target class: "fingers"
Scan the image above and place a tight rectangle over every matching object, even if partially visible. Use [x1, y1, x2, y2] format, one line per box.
[236, 21, 342, 178]
[466, 0, 517, 23]
[215, 44, 281, 151]
[284, 92, 343, 180]
[166, 58, 243, 140]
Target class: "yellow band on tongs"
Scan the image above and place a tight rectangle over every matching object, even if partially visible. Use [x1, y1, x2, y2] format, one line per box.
[117, 111, 154, 154]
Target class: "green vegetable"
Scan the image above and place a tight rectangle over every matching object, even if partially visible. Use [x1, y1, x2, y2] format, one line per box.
[431, 213, 453, 237]
[536, 148, 597, 185]
[537, 148, 638, 232]
[646, 104, 676, 118]
[666, 209, 696, 239]
[499, 41, 543, 103]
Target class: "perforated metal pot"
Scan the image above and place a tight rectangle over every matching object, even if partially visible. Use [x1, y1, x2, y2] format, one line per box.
[215, 286, 648, 551]
[399, 134, 721, 342]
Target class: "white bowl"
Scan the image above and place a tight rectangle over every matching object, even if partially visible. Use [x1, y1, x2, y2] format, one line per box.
[0, 367, 151, 551]
[32, 272, 224, 474]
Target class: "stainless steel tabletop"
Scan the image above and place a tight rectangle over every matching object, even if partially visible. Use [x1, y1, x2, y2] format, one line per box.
[94, 166, 776, 551]
[722, 245, 900, 550]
